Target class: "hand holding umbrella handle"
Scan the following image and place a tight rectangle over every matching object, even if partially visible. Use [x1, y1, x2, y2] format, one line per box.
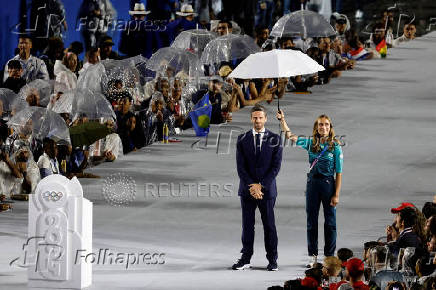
[276, 109, 285, 121]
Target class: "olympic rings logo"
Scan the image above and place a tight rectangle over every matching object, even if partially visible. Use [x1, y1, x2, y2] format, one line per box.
[42, 191, 64, 202]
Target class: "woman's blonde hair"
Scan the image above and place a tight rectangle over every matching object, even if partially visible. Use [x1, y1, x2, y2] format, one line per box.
[323, 256, 342, 276]
[62, 52, 77, 70]
[311, 114, 339, 153]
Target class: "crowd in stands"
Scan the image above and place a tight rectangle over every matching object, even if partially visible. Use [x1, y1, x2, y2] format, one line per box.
[0, 0, 420, 205]
[268, 200, 436, 290]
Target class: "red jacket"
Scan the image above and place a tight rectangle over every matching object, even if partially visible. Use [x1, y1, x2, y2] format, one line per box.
[330, 280, 348, 290]
[332, 281, 369, 290]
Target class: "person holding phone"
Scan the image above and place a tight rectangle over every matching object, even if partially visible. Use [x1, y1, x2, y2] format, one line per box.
[276, 110, 343, 266]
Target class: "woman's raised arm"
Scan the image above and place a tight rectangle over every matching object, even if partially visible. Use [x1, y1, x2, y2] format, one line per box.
[276, 110, 298, 142]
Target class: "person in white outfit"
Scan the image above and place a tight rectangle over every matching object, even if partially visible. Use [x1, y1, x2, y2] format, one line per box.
[78, 48, 100, 75]
[54, 52, 78, 92]
[37, 138, 60, 178]
[393, 23, 416, 47]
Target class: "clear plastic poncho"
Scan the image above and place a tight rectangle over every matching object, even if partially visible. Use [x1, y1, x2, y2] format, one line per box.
[7, 106, 71, 144]
[77, 63, 109, 94]
[0, 88, 20, 117]
[51, 89, 75, 114]
[18, 79, 53, 107]
[71, 88, 116, 122]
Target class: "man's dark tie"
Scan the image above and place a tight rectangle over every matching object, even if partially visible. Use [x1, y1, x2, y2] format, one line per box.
[255, 133, 261, 155]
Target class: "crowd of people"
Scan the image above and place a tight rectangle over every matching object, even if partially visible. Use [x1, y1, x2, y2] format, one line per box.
[267, 200, 436, 290]
[0, 1, 427, 287]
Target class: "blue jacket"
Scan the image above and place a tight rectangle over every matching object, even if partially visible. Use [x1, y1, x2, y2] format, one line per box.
[119, 19, 163, 58]
[236, 129, 283, 199]
[388, 227, 423, 256]
[167, 17, 202, 44]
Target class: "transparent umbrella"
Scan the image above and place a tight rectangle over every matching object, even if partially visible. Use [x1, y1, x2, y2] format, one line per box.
[270, 10, 336, 39]
[101, 59, 143, 100]
[124, 55, 154, 86]
[146, 47, 203, 79]
[7, 106, 71, 144]
[171, 29, 217, 56]
[200, 34, 260, 71]
[18, 79, 53, 107]
[123, 55, 148, 67]
[71, 88, 116, 122]
[180, 77, 216, 112]
[101, 59, 140, 86]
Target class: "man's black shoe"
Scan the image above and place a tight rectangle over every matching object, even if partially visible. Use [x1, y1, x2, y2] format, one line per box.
[267, 261, 278, 271]
[231, 258, 251, 270]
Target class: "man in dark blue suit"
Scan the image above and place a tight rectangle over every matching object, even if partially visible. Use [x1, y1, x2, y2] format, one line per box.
[232, 104, 283, 271]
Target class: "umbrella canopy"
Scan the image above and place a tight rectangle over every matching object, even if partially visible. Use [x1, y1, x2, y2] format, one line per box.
[101, 59, 141, 88]
[69, 121, 112, 148]
[146, 47, 203, 79]
[270, 10, 336, 39]
[123, 55, 148, 67]
[71, 88, 116, 122]
[125, 55, 154, 85]
[171, 29, 217, 56]
[200, 34, 261, 69]
[101, 58, 144, 100]
[18, 79, 53, 107]
[228, 49, 325, 79]
[7, 106, 70, 144]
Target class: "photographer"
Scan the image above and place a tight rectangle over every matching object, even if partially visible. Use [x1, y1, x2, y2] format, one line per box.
[0, 125, 22, 196]
[13, 147, 40, 194]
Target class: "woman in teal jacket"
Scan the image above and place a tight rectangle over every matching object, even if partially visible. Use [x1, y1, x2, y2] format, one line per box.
[277, 110, 343, 264]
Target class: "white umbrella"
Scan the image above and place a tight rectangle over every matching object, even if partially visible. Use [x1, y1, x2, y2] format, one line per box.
[228, 49, 325, 79]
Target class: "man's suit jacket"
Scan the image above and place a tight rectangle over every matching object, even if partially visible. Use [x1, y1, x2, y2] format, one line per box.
[236, 129, 283, 200]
